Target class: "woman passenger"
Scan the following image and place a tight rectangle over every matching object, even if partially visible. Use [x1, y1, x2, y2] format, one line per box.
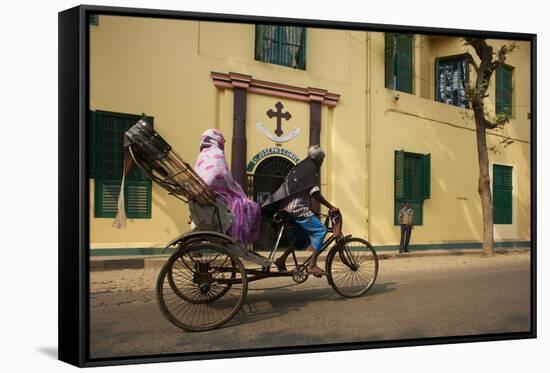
[194, 129, 261, 245]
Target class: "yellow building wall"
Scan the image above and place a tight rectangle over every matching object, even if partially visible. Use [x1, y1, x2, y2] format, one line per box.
[89, 16, 368, 250]
[367, 32, 531, 246]
[89, 16, 530, 252]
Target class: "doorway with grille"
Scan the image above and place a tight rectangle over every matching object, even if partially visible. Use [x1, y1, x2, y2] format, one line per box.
[248, 155, 295, 251]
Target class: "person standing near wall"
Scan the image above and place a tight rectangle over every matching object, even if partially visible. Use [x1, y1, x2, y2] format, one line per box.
[398, 202, 414, 253]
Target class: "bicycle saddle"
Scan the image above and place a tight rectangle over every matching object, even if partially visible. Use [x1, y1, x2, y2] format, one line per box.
[272, 210, 296, 227]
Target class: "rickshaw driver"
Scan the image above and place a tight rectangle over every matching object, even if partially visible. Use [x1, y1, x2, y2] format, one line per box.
[261, 145, 339, 276]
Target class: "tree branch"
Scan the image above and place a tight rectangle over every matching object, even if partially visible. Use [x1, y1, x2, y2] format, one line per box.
[485, 113, 511, 130]
[490, 43, 517, 72]
[463, 52, 480, 74]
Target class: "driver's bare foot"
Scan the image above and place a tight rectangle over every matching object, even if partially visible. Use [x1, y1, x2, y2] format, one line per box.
[307, 265, 325, 277]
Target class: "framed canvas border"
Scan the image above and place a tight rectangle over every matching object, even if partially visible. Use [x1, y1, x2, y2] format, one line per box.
[58, 4, 537, 367]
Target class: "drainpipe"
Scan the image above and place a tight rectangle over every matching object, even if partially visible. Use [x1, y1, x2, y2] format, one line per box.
[365, 32, 373, 241]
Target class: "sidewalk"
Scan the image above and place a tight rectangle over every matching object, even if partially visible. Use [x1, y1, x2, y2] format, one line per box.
[90, 246, 531, 271]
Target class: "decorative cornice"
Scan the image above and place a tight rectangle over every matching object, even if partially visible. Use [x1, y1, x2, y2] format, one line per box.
[211, 72, 341, 107]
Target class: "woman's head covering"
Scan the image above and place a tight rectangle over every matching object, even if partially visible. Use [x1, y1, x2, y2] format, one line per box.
[195, 128, 242, 197]
[200, 128, 225, 151]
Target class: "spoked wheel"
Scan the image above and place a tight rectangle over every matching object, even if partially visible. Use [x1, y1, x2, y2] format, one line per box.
[156, 242, 248, 331]
[326, 237, 379, 298]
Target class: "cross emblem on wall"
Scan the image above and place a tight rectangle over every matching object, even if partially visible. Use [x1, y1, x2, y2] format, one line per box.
[266, 101, 292, 137]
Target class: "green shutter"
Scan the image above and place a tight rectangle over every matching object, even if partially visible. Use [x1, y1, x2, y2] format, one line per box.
[422, 153, 431, 199]
[496, 66, 513, 116]
[92, 111, 153, 219]
[94, 179, 120, 217]
[493, 164, 513, 224]
[385, 33, 396, 89]
[404, 155, 419, 201]
[394, 202, 400, 226]
[89, 14, 99, 26]
[412, 201, 423, 226]
[395, 150, 405, 200]
[396, 34, 413, 94]
[125, 180, 152, 218]
[503, 68, 513, 116]
[385, 33, 413, 93]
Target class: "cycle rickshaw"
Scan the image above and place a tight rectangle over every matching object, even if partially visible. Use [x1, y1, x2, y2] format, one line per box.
[119, 120, 379, 332]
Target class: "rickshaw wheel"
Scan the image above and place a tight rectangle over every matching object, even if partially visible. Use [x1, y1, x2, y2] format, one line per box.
[167, 243, 237, 304]
[156, 241, 248, 332]
[326, 237, 379, 298]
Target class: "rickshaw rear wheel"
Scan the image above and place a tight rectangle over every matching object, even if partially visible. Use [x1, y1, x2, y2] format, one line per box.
[156, 241, 248, 332]
[167, 242, 237, 304]
[326, 237, 379, 298]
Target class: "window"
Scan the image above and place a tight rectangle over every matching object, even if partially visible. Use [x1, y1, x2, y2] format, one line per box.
[89, 14, 99, 26]
[255, 25, 306, 70]
[436, 55, 469, 108]
[90, 110, 153, 219]
[394, 150, 431, 225]
[385, 33, 414, 94]
[496, 65, 513, 116]
[493, 164, 513, 224]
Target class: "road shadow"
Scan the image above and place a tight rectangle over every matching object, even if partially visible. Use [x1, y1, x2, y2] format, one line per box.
[229, 281, 396, 328]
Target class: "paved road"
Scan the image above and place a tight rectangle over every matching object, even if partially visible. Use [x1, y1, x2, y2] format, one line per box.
[89, 253, 531, 359]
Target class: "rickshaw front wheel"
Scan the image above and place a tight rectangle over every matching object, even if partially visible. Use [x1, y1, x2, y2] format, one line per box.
[326, 237, 379, 298]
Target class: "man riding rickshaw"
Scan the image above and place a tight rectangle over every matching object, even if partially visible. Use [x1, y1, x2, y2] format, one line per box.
[261, 144, 339, 277]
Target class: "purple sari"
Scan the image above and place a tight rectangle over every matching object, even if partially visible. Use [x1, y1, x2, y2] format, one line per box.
[194, 129, 261, 245]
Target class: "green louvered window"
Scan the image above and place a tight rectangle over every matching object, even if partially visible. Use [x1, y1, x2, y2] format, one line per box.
[90, 110, 153, 219]
[394, 150, 430, 225]
[89, 14, 99, 26]
[496, 65, 513, 116]
[385, 33, 414, 94]
[255, 25, 306, 70]
[493, 164, 513, 224]
[436, 55, 469, 108]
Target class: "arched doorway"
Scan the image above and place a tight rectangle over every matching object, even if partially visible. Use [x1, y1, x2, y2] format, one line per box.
[250, 156, 295, 251]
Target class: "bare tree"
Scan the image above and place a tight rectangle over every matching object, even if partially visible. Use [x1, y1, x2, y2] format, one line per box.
[463, 38, 516, 255]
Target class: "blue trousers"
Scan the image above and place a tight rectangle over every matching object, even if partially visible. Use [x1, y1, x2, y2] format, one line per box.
[288, 215, 327, 252]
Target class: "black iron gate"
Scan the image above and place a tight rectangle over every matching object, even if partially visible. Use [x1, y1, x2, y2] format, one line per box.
[247, 156, 295, 251]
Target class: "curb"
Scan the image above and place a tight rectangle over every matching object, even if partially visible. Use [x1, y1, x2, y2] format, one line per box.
[89, 247, 530, 271]
[375, 247, 529, 260]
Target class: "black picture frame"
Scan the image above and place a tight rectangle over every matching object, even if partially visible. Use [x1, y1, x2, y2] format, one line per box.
[58, 4, 537, 367]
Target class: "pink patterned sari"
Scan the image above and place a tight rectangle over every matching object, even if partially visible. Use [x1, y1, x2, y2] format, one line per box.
[194, 129, 261, 245]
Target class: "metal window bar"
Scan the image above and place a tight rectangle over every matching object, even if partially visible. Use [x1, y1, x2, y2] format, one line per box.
[437, 57, 468, 108]
[256, 25, 305, 69]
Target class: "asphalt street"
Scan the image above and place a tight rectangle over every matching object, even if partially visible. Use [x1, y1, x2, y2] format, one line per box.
[89, 252, 531, 359]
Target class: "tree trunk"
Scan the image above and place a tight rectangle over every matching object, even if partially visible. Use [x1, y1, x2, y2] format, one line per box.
[474, 115, 494, 255]
[464, 38, 515, 256]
